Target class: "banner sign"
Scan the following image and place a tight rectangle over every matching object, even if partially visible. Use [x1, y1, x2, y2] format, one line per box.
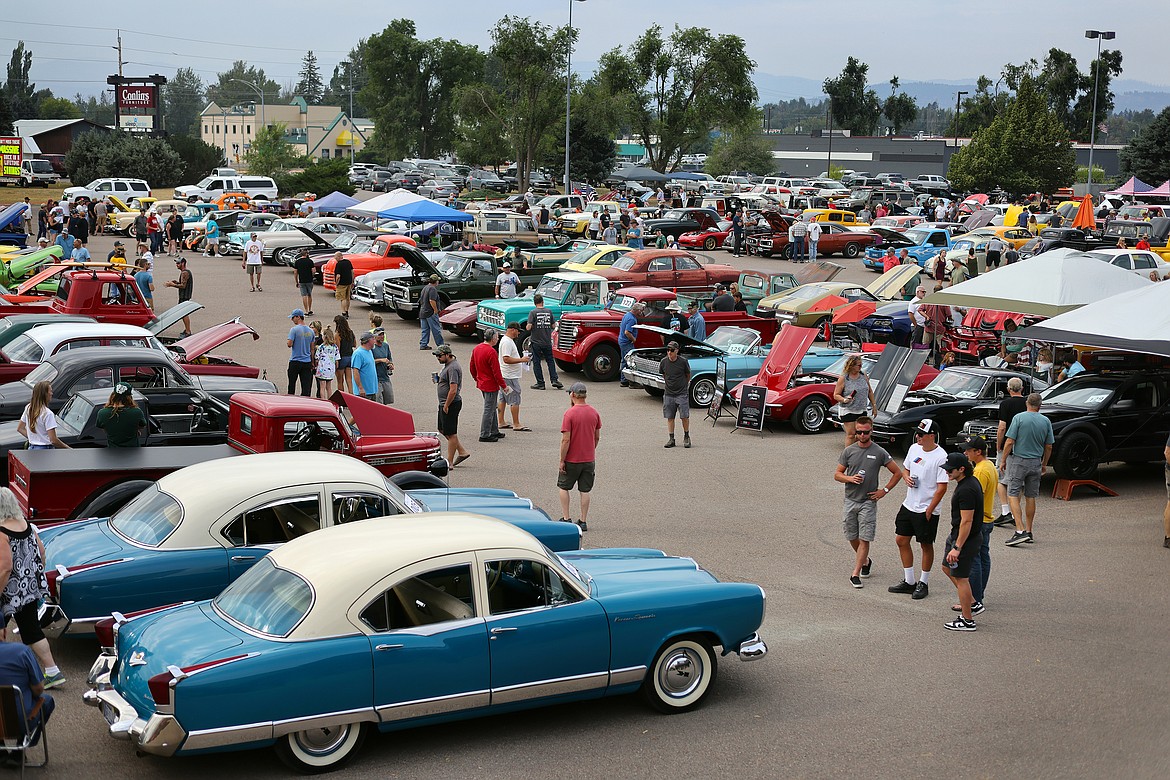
[0, 137, 20, 178]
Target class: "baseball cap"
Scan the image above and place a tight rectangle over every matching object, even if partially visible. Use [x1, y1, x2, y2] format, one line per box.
[113, 382, 132, 395]
[113, 240, 125, 247]
[567, 381, 588, 396]
[666, 340, 680, 351]
[959, 435, 987, 453]
[360, 331, 376, 342]
[915, 419, 937, 436]
[174, 256, 186, 265]
[432, 344, 453, 356]
[289, 308, 305, 319]
[502, 261, 512, 268]
[372, 327, 385, 335]
[687, 300, 699, 310]
[714, 283, 726, 291]
[943, 451, 971, 471]
[429, 274, 440, 282]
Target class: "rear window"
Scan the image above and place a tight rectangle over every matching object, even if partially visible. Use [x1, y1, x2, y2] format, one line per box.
[110, 485, 183, 546]
[214, 557, 313, 637]
[239, 178, 274, 189]
[4, 334, 44, 363]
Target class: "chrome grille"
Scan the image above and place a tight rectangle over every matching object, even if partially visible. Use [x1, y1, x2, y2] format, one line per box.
[556, 321, 578, 351]
[480, 308, 505, 327]
[629, 355, 662, 375]
[384, 283, 410, 303]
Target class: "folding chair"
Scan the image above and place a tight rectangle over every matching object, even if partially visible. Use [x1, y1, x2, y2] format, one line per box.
[0, 684, 48, 776]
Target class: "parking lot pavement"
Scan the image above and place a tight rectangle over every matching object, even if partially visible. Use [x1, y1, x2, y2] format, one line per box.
[41, 233, 1170, 778]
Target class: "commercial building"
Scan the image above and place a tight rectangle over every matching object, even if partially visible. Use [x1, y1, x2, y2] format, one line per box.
[199, 97, 367, 165]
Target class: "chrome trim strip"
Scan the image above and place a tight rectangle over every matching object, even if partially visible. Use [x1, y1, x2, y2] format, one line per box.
[183, 721, 273, 751]
[376, 690, 491, 722]
[491, 670, 608, 705]
[270, 708, 378, 739]
[608, 665, 648, 687]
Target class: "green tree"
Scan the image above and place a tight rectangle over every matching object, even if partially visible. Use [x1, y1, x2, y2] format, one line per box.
[37, 96, 80, 119]
[1037, 48, 1081, 130]
[4, 42, 37, 121]
[951, 76, 1009, 137]
[543, 111, 616, 185]
[361, 19, 484, 159]
[1119, 106, 1170, 184]
[296, 51, 324, 104]
[882, 77, 917, 135]
[1070, 49, 1123, 142]
[206, 62, 281, 114]
[596, 24, 756, 172]
[167, 135, 225, 181]
[453, 82, 510, 170]
[323, 40, 370, 118]
[163, 67, 204, 137]
[244, 123, 300, 177]
[73, 91, 115, 126]
[948, 76, 1076, 195]
[705, 115, 775, 176]
[275, 158, 354, 197]
[65, 131, 184, 187]
[822, 57, 881, 136]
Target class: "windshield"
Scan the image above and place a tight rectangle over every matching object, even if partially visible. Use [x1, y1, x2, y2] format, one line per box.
[213, 558, 313, 637]
[29, 160, 52, 172]
[195, 176, 214, 188]
[922, 370, 986, 399]
[22, 363, 58, 387]
[347, 240, 374, 255]
[1042, 376, 1121, 408]
[110, 485, 183, 547]
[434, 255, 465, 278]
[585, 202, 616, 214]
[819, 353, 873, 378]
[706, 328, 758, 354]
[662, 210, 688, 220]
[58, 394, 93, 432]
[608, 294, 638, 312]
[4, 334, 43, 363]
[535, 276, 571, 300]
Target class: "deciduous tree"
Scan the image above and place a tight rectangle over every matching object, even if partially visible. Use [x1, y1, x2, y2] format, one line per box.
[65, 132, 184, 187]
[882, 77, 917, 136]
[705, 114, 775, 176]
[244, 123, 300, 177]
[206, 62, 280, 114]
[822, 57, 881, 136]
[37, 96, 79, 120]
[163, 67, 204, 137]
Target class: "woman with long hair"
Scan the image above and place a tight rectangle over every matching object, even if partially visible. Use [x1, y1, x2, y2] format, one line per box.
[334, 315, 356, 393]
[833, 355, 875, 446]
[96, 383, 147, 447]
[0, 486, 65, 689]
[17, 381, 70, 450]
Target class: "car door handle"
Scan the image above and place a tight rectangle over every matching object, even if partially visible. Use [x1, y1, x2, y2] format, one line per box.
[230, 555, 256, 561]
[375, 644, 404, 651]
[490, 626, 517, 635]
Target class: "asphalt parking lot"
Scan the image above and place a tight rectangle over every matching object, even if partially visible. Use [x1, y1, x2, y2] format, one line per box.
[38, 226, 1170, 779]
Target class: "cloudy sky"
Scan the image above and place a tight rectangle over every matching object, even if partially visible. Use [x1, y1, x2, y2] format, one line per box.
[8, 2, 1165, 101]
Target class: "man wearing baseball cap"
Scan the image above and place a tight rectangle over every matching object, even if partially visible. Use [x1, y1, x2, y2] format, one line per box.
[660, 340, 691, 448]
[889, 418, 948, 600]
[686, 299, 706, 341]
[286, 309, 315, 396]
[163, 256, 193, 337]
[942, 451, 982, 631]
[434, 345, 469, 466]
[710, 283, 735, 312]
[959, 435, 997, 616]
[495, 260, 520, 299]
[350, 331, 379, 401]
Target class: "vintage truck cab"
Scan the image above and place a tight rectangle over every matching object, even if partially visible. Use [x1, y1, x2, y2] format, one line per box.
[1, 266, 173, 326]
[474, 271, 614, 339]
[9, 391, 442, 525]
[322, 234, 418, 289]
[863, 226, 954, 270]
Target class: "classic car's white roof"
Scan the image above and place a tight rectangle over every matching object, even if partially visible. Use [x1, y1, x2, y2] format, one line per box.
[19, 322, 154, 349]
[548, 271, 608, 283]
[155, 452, 387, 547]
[269, 513, 543, 638]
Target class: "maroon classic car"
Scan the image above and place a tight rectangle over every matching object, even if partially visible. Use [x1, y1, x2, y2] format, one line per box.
[752, 222, 882, 259]
[553, 286, 779, 381]
[591, 249, 741, 295]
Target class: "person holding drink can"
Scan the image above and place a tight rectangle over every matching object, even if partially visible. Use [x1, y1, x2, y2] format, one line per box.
[834, 415, 903, 588]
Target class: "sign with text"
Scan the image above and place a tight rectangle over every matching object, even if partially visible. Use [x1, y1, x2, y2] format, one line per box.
[117, 85, 157, 110]
[734, 384, 767, 432]
[0, 137, 20, 178]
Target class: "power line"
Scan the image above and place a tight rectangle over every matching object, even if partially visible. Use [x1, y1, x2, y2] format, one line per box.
[8, 20, 350, 54]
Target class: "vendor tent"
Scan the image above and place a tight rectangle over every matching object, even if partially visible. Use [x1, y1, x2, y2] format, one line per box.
[308, 191, 359, 213]
[1104, 176, 1154, 196]
[377, 198, 472, 222]
[1146, 180, 1170, 197]
[1013, 282, 1170, 358]
[920, 248, 1152, 317]
[345, 188, 426, 217]
[666, 171, 706, 181]
[610, 166, 667, 183]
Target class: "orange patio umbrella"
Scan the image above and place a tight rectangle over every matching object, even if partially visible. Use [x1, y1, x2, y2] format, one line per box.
[1071, 194, 1096, 230]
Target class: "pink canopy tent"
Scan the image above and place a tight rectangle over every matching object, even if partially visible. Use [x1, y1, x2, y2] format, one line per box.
[1104, 176, 1153, 196]
[1144, 180, 1170, 197]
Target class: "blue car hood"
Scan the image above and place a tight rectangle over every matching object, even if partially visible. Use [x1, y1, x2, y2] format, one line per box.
[43, 519, 135, 570]
[560, 549, 718, 596]
[0, 203, 26, 232]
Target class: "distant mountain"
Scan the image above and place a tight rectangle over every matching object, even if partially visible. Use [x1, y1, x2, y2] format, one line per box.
[753, 72, 1170, 113]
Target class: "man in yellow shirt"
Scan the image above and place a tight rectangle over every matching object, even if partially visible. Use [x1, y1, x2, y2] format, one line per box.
[958, 435, 996, 615]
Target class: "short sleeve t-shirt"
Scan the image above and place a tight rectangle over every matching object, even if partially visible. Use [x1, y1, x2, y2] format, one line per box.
[419, 285, 441, 317]
[288, 324, 315, 362]
[294, 256, 314, 284]
[527, 308, 555, 348]
[437, 359, 462, 402]
[350, 348, 377, 395]
[1005, 410, 1055, 459]
[134, 270, 153, 300]
[496, 272, 520, 298]
[561, 403, 602, 463]
[659, 355, 690, 396]
[973, 459, 997, 524]
[243, 240, 264, 265]
[205, 221, 219, 240]
[20, 406, 56, 447]
[950, 474, 983, 536]
[370, 342, 392, 380]
[499, 336, 522, 380]
[618, 311, 638, 348]
[334, 257, 354, 286]
[901, 443, 948, 515]
[96, 406, 146, 447]
[998, 395, 1027, 426]
[838, 443, 892, 503]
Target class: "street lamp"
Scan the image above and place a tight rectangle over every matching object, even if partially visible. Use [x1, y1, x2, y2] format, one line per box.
[340, 60, 355, 165]
[564, 0, 586, 196]
[232, 79, 265, 129]
[1085, 30, 1116, 190]
[954, 91, 968, 150]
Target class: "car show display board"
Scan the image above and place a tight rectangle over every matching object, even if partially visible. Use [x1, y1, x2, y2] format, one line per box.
[707, 357, 734, 424]
[733, 383, 767, 434]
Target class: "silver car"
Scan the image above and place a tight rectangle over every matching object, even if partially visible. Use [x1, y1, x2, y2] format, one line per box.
[419, 179, 460, 199]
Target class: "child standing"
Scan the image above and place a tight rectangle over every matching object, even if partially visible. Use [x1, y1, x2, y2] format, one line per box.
[315, 326, 339, 398]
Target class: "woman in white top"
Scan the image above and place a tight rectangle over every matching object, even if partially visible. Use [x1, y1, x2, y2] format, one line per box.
[17, 381, 70, 450]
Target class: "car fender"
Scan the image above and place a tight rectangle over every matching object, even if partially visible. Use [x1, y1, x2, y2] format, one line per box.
[574, 329, 619, 360]
[1051, 419, 1106, 450]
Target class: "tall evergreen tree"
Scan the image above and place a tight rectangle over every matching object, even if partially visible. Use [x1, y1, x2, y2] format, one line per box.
[163, 67, 205, 137]
[4, 42, 37, 121]
[296, 51, 324, 104]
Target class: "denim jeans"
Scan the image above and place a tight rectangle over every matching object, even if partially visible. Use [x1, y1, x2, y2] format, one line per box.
[618, 341, 634, 384]
[791, 235, 805, 261]
[969, 522, 993, 603]
[480, 390, 500, 438]
[808, 240, 819, 262]
[530, 342, 557, 386]
[419, 315, 443, 348]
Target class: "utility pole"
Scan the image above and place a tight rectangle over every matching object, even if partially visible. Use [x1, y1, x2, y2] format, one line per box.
[826, 98, 834, 177]
[954, 91, 968, 150]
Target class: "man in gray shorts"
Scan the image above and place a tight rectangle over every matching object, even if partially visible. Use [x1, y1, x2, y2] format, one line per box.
[660, 340, 691, 448]
[1000, 392, 1054, 546]
[834, 415, 903, 588]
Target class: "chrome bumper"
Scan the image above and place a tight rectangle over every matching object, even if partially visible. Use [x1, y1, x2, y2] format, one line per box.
[351, 287, 381, 305]
[736, 632, 767, 661]
[83, 672, 186, 756]
[38, 603, 71, 640]
[621, 368, 665, 390]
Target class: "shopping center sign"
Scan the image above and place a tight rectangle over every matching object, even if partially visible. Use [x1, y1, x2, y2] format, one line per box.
[117, 86, 157, 110]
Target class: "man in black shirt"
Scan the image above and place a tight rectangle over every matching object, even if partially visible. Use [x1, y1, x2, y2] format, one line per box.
[333, 251, 354, 319]
[710, 283, 735, 312]
[525, 294, 561, 390]
[659, 340, 692, 449]
[942, 451, 982, 632]
[995, 377, 1027, 525]
[293, 249, 315, 316]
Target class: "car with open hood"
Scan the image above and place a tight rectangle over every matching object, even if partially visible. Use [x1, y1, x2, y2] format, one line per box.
[755, 264, 922, 335]
[82, 512, 765, 772]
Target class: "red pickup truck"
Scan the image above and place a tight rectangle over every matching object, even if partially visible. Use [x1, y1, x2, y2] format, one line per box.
[553, 286, 779, 381]
[10, 392, 443, 525]
[322, 234, 417, 289]
[1, 266, 167, 327]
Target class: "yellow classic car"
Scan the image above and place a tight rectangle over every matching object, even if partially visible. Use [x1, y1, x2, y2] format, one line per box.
[964, 225, 1034, 250]
[755, 264, 922, 330]
[559, 244, 631, 273]
[557, 201, 624, 236]
[802, 208, 869, 227]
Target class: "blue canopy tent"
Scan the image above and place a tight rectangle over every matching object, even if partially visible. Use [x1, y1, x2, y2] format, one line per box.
[665, 171, 706, 181]
[307, 191, 360, 214]
[376, 198, 472, 222]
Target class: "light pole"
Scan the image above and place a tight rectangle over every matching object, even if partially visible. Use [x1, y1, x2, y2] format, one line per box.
[564, 0, 586, 196]
[340, 60, 355, 165]
[1085, 30, 1116, 190]
[232, 78, 265, 129]
[954, 90, 968, 151]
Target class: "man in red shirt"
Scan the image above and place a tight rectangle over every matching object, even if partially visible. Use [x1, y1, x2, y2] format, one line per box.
[1135, 237, 1151, 251]
[882, 248, 899, 274]
[469, 329, 508, 443]
[559, 382, 602, 531]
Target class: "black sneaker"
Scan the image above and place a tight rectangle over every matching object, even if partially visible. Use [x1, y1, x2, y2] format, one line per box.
[912, 582, 929, 600]
[888, 580, 916, 594]
[860, 558, 872, 578]
[551, 381, 564, 389]
[1164, 537, 1170, 549]
[494, 431, 505, 438]
[478, 436, 499, 442]
[576, 519, 588, 532]
[849, 575, 863, 589]
[664, 437, 676, 448]
[971, 601, 985, 615]
[683, 434, 692, 449]
[1024, 532, 1034, 543]
[994, 512, 1015, 527]
[531, 383, 546, 390]
[1005, 531, 1029, 546]
[943, 617, 977, 632]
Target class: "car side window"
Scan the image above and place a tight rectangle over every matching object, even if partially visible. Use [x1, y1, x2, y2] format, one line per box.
[929, 233, 948, 246]
[70, 368, 114, 393]
[359, 564, 476, 632]
[222, 495, 322, 547]
[1112, 256, 1130, 268]
[648, 258, 672, 272]
[1133, 253, 1154, 269]
[1117, 381, 1157, 410]
[283, 420, 346, 451]
[484, 558, 581, 615]
[59, 339, 101, 352]
[118, 365, 168, 389]
[332, 492, 396, 525]
[674, 256, 700, 271]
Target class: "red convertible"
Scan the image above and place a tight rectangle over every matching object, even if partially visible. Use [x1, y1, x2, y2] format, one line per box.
[592, 249, 740, 295]
[729, 327, 938, 434]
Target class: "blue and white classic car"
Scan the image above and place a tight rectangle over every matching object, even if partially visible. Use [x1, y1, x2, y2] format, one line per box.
[42, 451, 579, 638]
[85, 514, 766, 772]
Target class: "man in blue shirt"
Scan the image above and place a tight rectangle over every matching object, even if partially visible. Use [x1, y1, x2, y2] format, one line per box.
[134, 258, 154, 310]
[686, 300, 706, 341]
[350, 331, 379, 400]
[617, 302, 644, 387]
[0, 641, 53, 745]
[286, 308, 315, 396]
[1000, 392, 1054, 546]
[70, 238, 90, 263]
[203, 217, 220, 257]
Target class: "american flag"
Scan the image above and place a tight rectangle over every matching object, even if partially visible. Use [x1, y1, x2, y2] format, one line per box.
[574, 182, 596, 199]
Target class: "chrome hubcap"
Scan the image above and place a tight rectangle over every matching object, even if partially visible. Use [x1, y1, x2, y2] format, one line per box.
[295, 725, 349, 756]
[693, 380, 715, 406]
[804, 404, 825, 428]
[658, 648, 702, 698]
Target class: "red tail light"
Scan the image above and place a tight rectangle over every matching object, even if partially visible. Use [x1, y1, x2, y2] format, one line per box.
[148, 655, 251, 708]
[45, 569, 60, 599]
[95, 602, 191, 647]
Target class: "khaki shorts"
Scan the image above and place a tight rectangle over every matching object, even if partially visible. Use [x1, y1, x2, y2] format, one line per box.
[246, 264, 262, 276]
[335, 284, 351, 300]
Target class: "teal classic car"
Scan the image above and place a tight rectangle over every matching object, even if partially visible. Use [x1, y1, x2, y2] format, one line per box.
[84, 513, 767, 772]
[475, 270, 617, 338]
[622, 325, 847, 407]
[41, 451, 579, 638]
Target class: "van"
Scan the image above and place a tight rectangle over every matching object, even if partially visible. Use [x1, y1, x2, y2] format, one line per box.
[174, 175, 278, 203]
[463, 211, 539, 247]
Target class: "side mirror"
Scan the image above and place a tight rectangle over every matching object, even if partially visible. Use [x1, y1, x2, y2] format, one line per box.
[428, 457, 450, 478]
[1112, 399, 1137, 412]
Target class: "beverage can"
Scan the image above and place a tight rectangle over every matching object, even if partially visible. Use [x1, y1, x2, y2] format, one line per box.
[431, 372, 440, 384]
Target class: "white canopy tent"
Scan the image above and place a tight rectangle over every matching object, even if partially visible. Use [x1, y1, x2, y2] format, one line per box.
[920, 248, 1153, 318]
[345, 189, 427, 217]
[1014, 282, 1170, 358]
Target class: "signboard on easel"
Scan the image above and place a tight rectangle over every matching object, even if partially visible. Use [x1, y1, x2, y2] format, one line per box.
[706, 357, 735, 424]
[733, 384, 767, 435]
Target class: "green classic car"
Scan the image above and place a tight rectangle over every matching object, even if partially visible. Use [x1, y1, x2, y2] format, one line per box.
[676, 263, 845, 315]
[475, 271, 618, 338]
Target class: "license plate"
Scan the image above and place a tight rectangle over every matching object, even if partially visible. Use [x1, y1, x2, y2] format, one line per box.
[958, 342, 967, 349]
[101, 701, 117, 725]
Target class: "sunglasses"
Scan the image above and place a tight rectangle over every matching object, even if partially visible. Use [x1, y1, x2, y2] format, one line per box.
[855, 429, 873, 435]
